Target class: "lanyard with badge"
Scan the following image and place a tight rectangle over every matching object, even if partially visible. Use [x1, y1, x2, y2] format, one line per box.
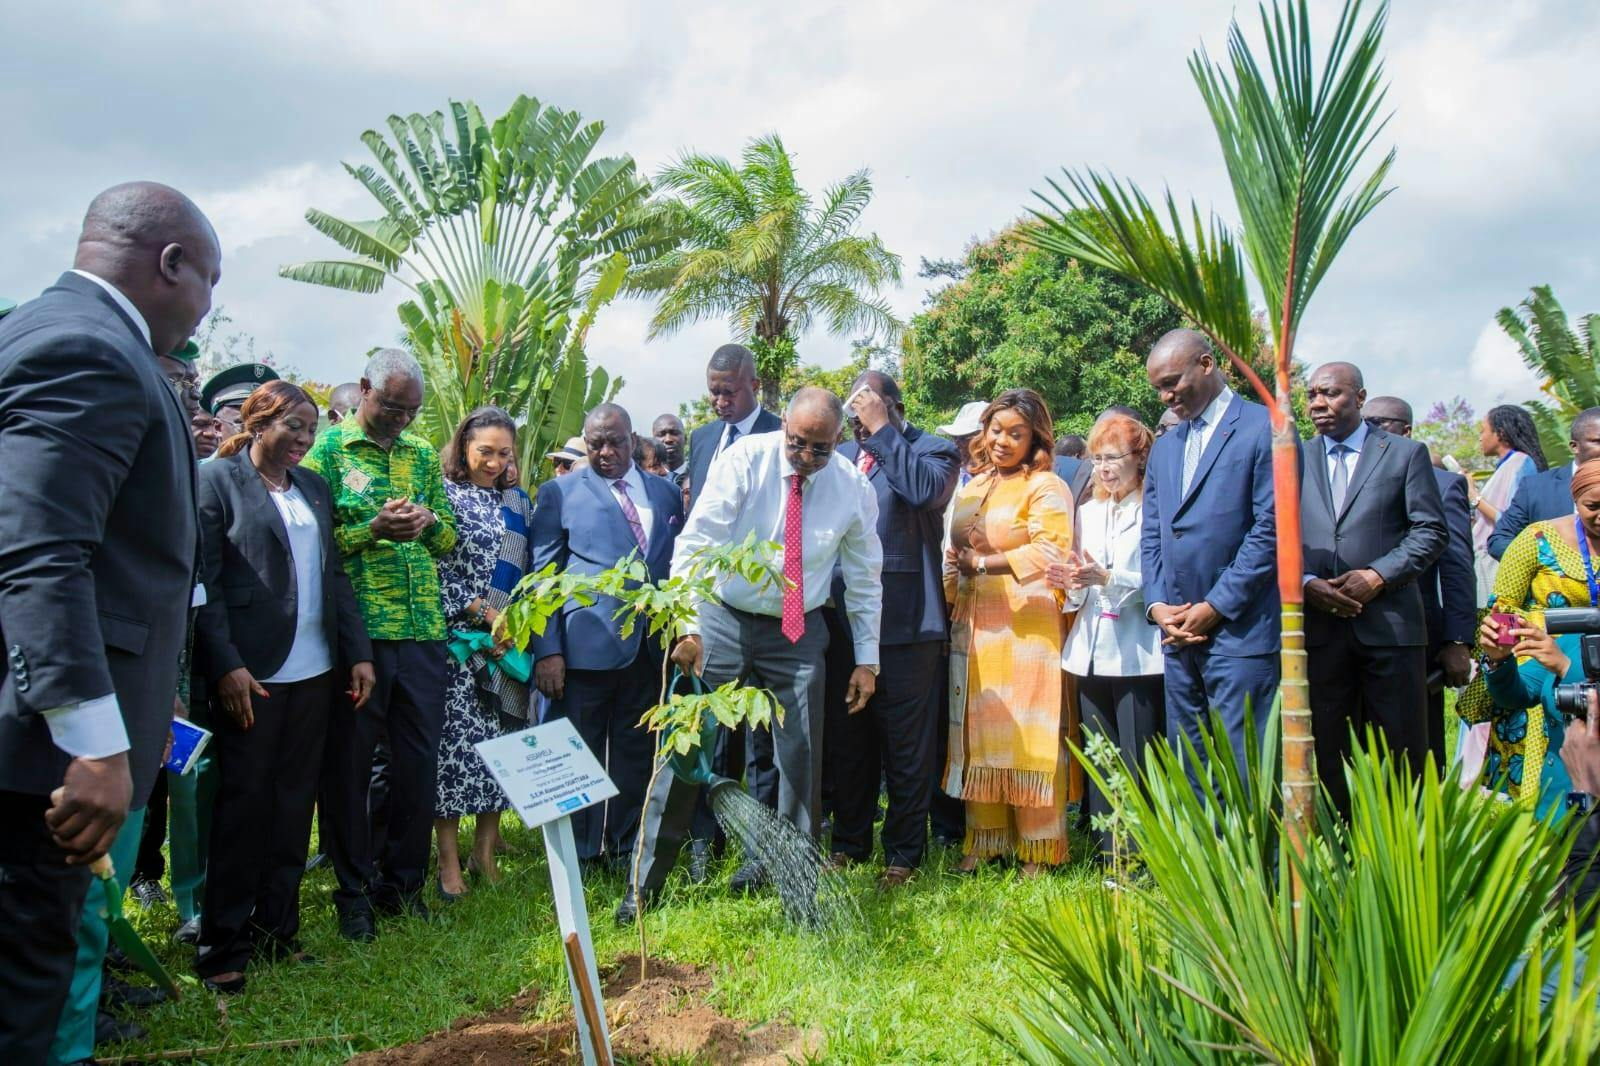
[1577, 511, 1600, 605]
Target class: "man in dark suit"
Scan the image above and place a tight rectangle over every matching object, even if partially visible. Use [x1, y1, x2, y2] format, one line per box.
[1489, 407, 1600, 559]
[1365, 397, 1475, 766]
[0, 182, 219, 1062]
[682, 344, 782, 872]
[1140, 329, 1280, 785]
[531, 404, 684, 867]
[685, 343, 782, 512]
[822, 372, 959, 889]
[1300, 364, 1447, 816]
[652, 413, 687, 487]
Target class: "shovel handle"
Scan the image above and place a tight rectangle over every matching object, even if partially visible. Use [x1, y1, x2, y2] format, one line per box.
[90, 854, 115, 879]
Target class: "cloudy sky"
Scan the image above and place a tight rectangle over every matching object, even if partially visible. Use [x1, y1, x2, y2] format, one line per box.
[3, 0, 1596, 425]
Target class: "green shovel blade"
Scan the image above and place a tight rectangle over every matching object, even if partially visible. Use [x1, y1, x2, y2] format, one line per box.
[93, 857, 181, 1000]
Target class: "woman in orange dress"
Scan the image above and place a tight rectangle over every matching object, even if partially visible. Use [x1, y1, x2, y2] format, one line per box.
[943, 389, 1075, 875]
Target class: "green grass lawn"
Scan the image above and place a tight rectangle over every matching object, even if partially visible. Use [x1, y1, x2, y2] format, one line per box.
[113, 821, 1100, 1064]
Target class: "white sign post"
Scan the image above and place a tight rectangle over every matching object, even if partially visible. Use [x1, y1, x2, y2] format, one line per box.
[476, 717, 619, 1066]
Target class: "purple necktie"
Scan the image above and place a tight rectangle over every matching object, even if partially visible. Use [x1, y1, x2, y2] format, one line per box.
[612, 480, 648, 554]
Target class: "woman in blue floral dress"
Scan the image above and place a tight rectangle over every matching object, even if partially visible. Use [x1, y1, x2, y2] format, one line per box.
[434, 408, 533, 898]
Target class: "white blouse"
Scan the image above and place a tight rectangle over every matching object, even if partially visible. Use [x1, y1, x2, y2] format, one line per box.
[1061, 491, 1163, 677]
[263, 485, 333, 684]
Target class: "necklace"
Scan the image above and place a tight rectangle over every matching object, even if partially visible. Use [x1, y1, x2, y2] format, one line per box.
[259, 470, 290, 493]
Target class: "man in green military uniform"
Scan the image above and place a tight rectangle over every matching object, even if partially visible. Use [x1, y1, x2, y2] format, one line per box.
[302, 348, 456, 941]
[200, 362, 278, 442]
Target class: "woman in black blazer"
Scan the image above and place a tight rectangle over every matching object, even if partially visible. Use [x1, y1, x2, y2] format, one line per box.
[193, 381, 374, 993]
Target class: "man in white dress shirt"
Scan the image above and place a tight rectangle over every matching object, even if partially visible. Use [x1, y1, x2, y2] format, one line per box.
[619, 388, 883, 916]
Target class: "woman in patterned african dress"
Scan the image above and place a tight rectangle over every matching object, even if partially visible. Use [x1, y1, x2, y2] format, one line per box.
[433, 408, 533, 898]
[943, 389, 1074, 875]
[1461, 459, 1600, 817]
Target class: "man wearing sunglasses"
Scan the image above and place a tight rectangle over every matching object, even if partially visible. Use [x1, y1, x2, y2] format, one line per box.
[619, 387, 883, 919]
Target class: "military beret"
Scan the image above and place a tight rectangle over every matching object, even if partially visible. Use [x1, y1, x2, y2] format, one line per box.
[201, 363, 279, 414]
[168, 340, 201, 362]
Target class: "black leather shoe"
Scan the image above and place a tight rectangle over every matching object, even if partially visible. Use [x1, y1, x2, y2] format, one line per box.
[104, 942, 136, 974]
[614, 886, 644, 927]
[687, 839, 711, 884]
[94, 1009, 147, 1045]
[172, 917, 201, 945]
[338, 911, 377, 943]
[101, 973, 168, 1010]
[201, 972, 247, 995]
[728, 860, 769, 894]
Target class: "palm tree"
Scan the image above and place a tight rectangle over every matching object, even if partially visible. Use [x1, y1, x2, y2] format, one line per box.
[626, 134, 904, 408]
[1498, 284, 1600, 464]
[1029, 0, 1396, 861]
[281, 95, 671, 477]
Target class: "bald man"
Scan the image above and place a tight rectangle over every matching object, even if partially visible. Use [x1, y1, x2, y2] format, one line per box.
[528, 403, 685, 867]
[0, 182, 220, 1060]
[1141, 329, 1280, 789]
[1365, 395, 1476, 768]
[327, 382, 361, 425]
[1301, 365, 1446, 817]
[621, 388, 882, 920]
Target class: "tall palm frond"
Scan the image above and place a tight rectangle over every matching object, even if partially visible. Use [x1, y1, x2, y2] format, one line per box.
[1497, 285, 1600, 463]
[626, 134, 902, 404]
[1027, 0, 1396, 857]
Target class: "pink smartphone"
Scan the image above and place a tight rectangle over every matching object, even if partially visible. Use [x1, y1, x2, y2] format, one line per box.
[1489, 611, 1521, 647]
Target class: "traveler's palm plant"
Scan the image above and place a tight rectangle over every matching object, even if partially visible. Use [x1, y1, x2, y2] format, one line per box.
[995, 721, 1600, 1063]
[625, 134, 903, 408]
[1028, 0, 1396, 853]
[282, 95, 672, 477]
[1497, 285, 1600, 464]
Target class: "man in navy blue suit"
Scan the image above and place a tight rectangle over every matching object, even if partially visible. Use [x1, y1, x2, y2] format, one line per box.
[1365, 397, 1475, 766]
[1488, 407, 1600, 559]
[823, 371, 959, 888]
[681, 344, 782, 874]
[1140, 329, 1280, 783]
[530, 404, 685, 866]
[685, 344, 782, 513]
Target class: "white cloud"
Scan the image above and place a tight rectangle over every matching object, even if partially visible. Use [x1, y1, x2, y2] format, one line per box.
[1466, 318, 1544, 404]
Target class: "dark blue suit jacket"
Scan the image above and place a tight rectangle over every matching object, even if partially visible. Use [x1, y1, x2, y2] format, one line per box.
[1488, 462, 1572, 560]
[1141, 393, 1280, 657]
[685, 408, 781, 513]
[1423, 467, 1477, 649]
[834, 423, 960, 647]
[528, 466, 684, 671]
[1052, 455, 1092, 503]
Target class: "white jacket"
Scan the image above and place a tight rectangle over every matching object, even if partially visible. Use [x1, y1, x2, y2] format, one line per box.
[1062, 492, 1163, 677]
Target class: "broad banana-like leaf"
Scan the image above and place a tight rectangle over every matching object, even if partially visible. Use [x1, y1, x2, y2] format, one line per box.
[277, 258, 388, 293]
[303, 211, 410, 271]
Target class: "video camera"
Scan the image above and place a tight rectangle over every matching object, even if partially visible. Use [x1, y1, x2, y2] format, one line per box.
[1543, 608, 1600, 719]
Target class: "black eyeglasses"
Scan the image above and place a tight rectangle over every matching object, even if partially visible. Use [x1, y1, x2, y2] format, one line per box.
[374, 397, 421, 418]
[785, 437, 834, 458]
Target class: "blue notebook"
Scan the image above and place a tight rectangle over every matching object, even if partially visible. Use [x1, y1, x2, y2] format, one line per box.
[163, 718, 212, 775]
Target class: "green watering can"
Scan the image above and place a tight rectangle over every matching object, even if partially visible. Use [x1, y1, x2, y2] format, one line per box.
[661, 669, 735, 792]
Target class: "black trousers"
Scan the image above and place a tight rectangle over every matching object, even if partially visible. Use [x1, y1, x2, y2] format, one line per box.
[551, 645, 660, 862]
[826, 638, 943, 869]
[1075, 669, 1165, 858]
[929, 649, 964, 844]
[0, 789, 93, 1063]
[197, 672, 332, 977]
[322, 639, 446, 916]
[1309, 622, 1428, 818]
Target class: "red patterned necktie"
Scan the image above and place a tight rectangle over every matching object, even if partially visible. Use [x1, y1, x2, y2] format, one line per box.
[781, 473, 806, 643]
[857, 451, 876, 475]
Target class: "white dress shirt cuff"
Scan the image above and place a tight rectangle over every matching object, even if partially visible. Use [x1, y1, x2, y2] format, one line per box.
[853, 641, 879, 668]
[42, 694, 131, 759]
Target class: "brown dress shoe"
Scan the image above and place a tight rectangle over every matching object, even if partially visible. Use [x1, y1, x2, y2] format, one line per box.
[878, 865, 916, 890]
[823, 852, 857, 872]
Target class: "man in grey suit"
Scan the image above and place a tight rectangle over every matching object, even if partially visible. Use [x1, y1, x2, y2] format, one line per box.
[1300, 364, 1447, 817]
[0, 182, 220, 1060]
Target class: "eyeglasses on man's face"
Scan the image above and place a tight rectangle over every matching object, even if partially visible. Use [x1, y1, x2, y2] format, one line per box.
[374, 397, 421, 418]
[784, 436, 834, 459]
